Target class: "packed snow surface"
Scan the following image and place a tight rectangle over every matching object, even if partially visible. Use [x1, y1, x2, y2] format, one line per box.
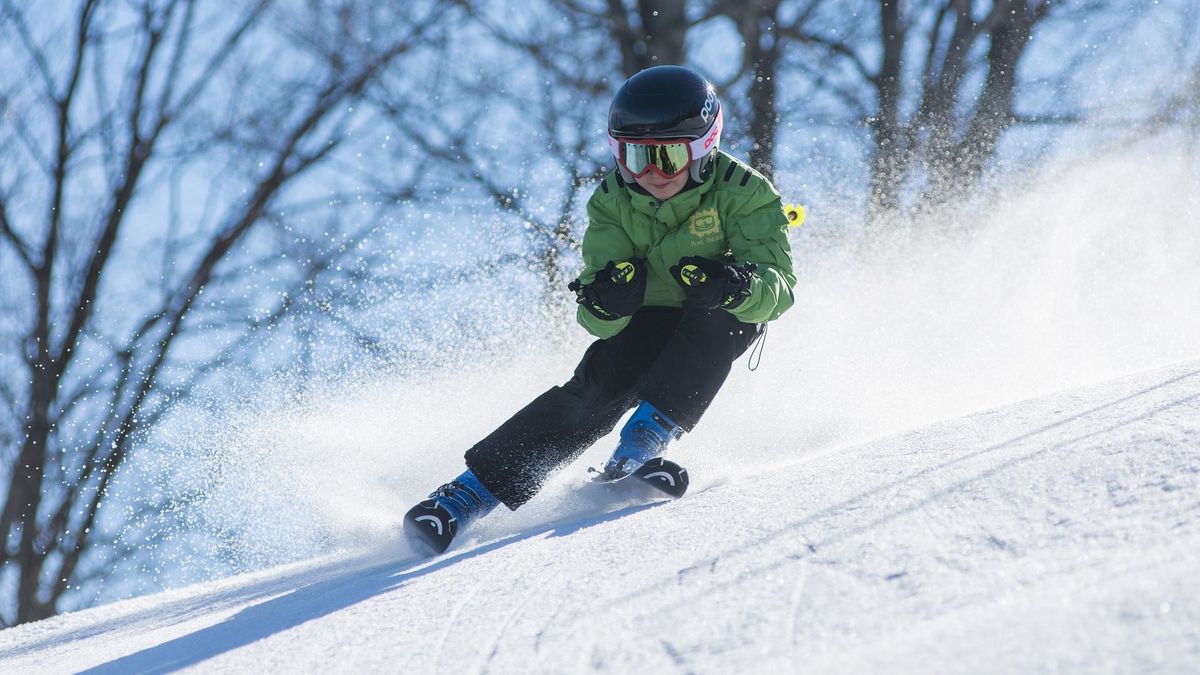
[1, 359, 1197, 673]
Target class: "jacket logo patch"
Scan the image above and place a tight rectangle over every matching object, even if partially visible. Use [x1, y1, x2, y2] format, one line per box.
[687, 208, 722, 246]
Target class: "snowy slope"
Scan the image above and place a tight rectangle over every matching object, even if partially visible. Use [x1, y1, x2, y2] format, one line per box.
[2, 359, 1199, 673]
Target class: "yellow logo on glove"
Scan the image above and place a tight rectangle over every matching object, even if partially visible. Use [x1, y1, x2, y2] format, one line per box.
[679, 264, 707, 286]
[612, 260, 637, 284]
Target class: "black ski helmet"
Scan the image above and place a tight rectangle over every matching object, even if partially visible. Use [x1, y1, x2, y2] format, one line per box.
[607, 65, 723, 183]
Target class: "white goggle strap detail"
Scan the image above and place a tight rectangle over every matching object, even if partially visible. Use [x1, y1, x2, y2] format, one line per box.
[607, 133, 623, 162]
[687, 106, 723, 159]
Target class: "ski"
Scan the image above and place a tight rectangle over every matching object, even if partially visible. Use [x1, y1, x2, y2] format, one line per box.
[405, 458, 690, 556]
[590, 457, 689, 499]
[629, 457, 689, 498]
[403, 499, 458, 555]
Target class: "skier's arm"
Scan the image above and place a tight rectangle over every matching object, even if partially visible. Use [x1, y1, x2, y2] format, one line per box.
[724, 185, 796, 324]
[576, 191, 637, 338]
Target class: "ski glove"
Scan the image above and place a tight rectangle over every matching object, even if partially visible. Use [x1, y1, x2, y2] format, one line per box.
[569, 258, 647, 321]
[670, 256, 757, 310]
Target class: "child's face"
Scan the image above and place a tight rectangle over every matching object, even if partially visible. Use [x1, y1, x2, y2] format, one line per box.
[634, 169, 689, 201]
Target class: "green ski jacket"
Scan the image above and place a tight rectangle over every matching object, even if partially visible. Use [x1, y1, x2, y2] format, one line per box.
[577, 150, 796, 338]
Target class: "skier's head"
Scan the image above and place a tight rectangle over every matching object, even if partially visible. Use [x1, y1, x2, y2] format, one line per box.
[607, 65, 723, 197]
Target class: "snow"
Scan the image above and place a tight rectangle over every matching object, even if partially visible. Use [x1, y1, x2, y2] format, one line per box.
[1, 359, 1197, 673]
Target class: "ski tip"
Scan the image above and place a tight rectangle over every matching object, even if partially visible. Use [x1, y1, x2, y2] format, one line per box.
[403, 500, 458, 555]
[633, 458, 689, 498]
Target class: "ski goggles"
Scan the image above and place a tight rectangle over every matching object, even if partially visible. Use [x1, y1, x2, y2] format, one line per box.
[607, 108, 723, 179]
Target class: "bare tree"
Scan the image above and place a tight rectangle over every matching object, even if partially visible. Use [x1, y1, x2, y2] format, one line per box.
[0, 0, 440, 625]
[368, 0, 623, 329]
[721, 0, 785, 181]
[596, 0, 691, 73]
[776, 0, 1117, 225]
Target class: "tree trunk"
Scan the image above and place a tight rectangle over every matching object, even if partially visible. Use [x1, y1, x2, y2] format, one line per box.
[637, 0, 687, 70]
[741, 2, 783, 181]
[867, 0, 906, 225]
[938, 1, 1035, 200]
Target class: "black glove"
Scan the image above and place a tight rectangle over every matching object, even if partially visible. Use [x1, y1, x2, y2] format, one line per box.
[669, 256, 757, 310]
[568, 258, 647, 320]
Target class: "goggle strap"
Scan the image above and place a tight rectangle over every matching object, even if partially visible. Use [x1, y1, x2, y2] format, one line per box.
[686, 107, 723, 159]
[607, 107, 723, 166]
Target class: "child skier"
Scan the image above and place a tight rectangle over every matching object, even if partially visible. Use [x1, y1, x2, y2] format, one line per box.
[403, 65, 796, 553]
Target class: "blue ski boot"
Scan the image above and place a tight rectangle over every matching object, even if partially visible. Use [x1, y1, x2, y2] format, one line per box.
[592, 401, 684, 483]
[403, 468, 499, 555]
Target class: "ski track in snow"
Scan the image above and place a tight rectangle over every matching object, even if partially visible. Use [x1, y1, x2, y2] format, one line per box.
[1, 360, 1199, 673]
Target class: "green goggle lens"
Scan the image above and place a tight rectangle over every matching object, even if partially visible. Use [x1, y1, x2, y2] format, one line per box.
[620, 142, 691, 178]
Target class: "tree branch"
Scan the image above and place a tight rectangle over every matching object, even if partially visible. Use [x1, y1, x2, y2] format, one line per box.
[0, 195, 35, 271]
[0, 0, 60, 106]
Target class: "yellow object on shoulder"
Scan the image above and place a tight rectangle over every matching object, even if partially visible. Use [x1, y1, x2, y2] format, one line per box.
[783, 203, 807, 228]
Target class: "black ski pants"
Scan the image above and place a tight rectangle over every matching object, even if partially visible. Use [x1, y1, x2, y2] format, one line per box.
[464, 305, 760, 509]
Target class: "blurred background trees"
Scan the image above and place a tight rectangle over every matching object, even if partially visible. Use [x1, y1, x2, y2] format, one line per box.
[0, 0, 446, 624]
[1, 0, 1196, 624]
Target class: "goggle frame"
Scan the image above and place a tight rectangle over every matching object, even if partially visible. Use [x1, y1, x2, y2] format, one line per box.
[607, 108, 723, 180]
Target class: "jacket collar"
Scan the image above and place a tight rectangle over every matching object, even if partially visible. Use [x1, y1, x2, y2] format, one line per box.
[625, 160, 720, 226]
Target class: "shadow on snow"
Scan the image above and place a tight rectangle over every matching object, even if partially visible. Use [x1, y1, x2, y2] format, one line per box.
[80, 501, 664, 674]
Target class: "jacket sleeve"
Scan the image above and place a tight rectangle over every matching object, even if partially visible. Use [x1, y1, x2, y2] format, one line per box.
[575, 187, 636, 338]
[724, 182, 796, 325]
